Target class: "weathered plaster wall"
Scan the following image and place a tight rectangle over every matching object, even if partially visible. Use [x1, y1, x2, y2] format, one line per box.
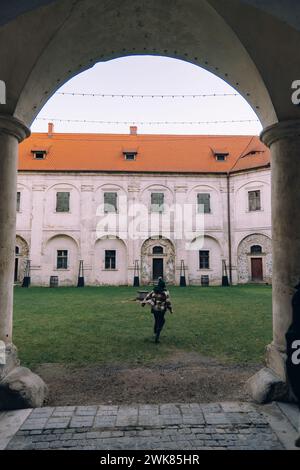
[16, 169, 272, 286]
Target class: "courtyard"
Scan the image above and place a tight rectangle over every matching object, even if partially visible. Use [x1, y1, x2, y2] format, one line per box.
[13, 285, 272, 406]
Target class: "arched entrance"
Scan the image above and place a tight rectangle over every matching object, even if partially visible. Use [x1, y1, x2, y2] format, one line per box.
[14, 236, 30, 284]
[237, 234, 272, 284]
[1, 1, 300, 406]
[141, 237, 175, 285]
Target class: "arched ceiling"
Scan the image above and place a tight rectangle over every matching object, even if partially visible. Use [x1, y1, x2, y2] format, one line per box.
[0, 0, 299, 128]
[238, 0, 300, 31]
[1, 0, 299, 33]
[0, 0, 57, 27]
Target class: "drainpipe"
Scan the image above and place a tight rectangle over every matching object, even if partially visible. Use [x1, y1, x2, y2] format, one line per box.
[227, 172, 233, 285]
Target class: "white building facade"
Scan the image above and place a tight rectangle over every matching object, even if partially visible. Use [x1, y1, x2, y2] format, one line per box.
[15, 128, 272, 287]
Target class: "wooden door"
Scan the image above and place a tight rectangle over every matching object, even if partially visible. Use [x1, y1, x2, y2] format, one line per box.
[153, 258, 163, 280]
[251, 258, 263, 281]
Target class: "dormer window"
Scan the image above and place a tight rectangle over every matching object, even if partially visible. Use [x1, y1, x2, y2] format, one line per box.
[215, 152, 229, 162]
[212, 149, 229, 162]
[215, 154, 227, 161]
[32, 150, 47, 160]
[123, 150, 138, 161]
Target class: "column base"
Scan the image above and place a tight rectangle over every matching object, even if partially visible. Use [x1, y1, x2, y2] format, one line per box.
[247, 343, 297, 404]
[0, 343, 20, 380]
[265, 343, 287, 381]
[0, 344, 48, 410]
[246, 367, 289, 404]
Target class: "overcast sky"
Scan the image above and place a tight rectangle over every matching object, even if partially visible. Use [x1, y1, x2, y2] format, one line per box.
[32, 55, 262, 136]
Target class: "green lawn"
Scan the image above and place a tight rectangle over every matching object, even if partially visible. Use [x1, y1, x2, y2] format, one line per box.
[13, 285, 272, 367]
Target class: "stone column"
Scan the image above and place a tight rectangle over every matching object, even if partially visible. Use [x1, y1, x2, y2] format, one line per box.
[0, 115, 47, 409]
[248, 120, 300, 402]
[263, 120, 300, 375]
[0, 116, 29, 344]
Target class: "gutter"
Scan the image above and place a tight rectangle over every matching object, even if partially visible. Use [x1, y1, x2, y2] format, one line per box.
[227, 172, 233, 285]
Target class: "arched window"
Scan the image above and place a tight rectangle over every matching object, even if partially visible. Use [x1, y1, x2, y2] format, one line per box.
[15, 246, 20, 255]
[251, 245, 262, 254]
[153, 246, 163, 255]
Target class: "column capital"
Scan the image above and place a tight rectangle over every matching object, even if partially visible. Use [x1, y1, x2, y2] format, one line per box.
[0, 115, 30, 142]
[261, 119, 300, 147]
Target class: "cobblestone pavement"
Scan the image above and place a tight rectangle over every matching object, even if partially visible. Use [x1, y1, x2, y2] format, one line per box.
[3, 402, 294, 450]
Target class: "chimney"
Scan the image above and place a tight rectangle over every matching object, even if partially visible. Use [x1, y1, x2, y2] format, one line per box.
[48, 122, 54, 137]
[130, 126, 138, 136]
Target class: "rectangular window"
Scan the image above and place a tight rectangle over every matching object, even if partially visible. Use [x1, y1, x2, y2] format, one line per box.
[124, 152, 137, 161]
[56, 192, 70, 212]
[104, 192, 118, 213]
[57, 250, 68, 269]
[248, 190, 261, 212]
[199, 251, 210, 269]
[151, 193, 164, 212]
[197, 193, 211, 213]
[32, 150, 46, 160]
[16, 192, 21, 212]
[105, 250, 116, 269]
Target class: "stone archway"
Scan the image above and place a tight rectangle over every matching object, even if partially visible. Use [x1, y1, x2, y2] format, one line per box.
[15, 235, 29, 284]
[141, 237, 175, 285]
[1, 0, 300, 407]
[237, 234, 272, 284]
[2, 1, 278, 127]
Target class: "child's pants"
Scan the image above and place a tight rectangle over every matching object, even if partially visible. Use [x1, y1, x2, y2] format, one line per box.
[152, 310, 166, 339]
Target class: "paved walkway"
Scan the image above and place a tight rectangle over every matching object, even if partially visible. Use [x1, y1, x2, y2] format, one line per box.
[0, 402, 299, 450]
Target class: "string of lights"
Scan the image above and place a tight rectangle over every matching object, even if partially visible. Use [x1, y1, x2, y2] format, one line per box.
[36, 117, 259, 125]
[56, 91, 240, 99]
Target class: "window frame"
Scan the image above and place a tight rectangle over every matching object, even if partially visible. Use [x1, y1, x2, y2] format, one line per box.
[251, 245, 263, 254]
[104, 250, 116, 270]
[197, 193, 211, 214]
[16, 191, 21, 212]
[248, 189, 262, 212]
[56, 191, 70, 213]
[104, 192, 118, 214]
[215, 154, 227, 162]
[199, 250, 210, 270]
[57, 250, 68, 270]
[150, 192, 165, 213]
[31, 150, 47, 160]
[123, 152, 137, 161]
[153, 246, 164, 255]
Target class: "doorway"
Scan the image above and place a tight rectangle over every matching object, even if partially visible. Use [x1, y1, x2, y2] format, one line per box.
[14, 246, 20, 282]
[153, 258, 163, 281]
[14, 258, 19, 282]
[251, 258, 263, 282]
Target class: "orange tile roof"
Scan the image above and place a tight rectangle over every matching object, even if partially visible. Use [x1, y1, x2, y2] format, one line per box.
[18, 131, 270, 174]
